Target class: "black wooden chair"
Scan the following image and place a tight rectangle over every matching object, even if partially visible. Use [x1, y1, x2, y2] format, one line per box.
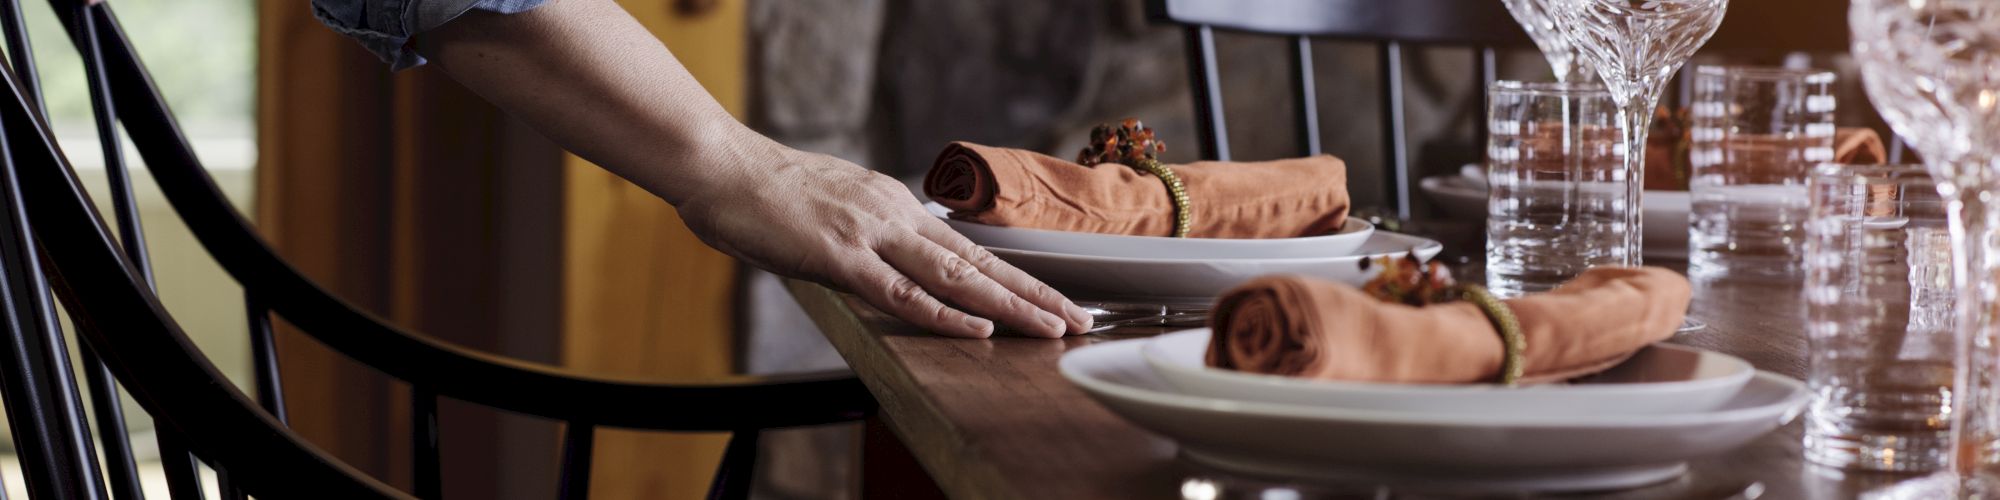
[0, 1, 875, 499]
[1146, 0, 1867, 219]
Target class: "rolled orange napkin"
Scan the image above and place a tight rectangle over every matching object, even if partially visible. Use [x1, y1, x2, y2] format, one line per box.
[1833, 128, 1889, 165]
[1206, 267, 1691, 385]
[1644, 126, 1891, 190]
[924, 142, 1350, 239]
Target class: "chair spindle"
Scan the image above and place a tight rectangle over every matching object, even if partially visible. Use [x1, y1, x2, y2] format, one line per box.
[0, 0, 39, 118]
[1475, 47, 1498, 153]
[557, 423, 596, 500]
[414, 389, 442, 499]
[704, 431, 761, 500]
[215, 468, 247, 500]
[157, 431, 205, 499]
[0, 92, 106, 500]
[1291, 36, 1321, 157]
[72, 6, 159, 498]
[248, 297, 287, 422]
[1379, 41, 1412, 218]
[1183, 25, 1230, 162]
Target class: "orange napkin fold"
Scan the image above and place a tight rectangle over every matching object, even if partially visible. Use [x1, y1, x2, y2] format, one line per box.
[1644, 127, 1890, 190]
[1833, 128, 1889, 165]
[924, 142, 1351, 239]
[1206, 267, 1692, 385]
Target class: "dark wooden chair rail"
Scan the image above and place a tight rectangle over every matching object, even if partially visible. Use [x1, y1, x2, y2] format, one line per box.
[1147, 0, 1869, 218]
[0, 1, 878, 499]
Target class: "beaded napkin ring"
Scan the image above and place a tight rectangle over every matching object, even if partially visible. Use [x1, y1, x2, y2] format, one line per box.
[1078, 119, 1191, 238]
[1358, 254, 1526, 386]
[1457, 284, 1524, 386]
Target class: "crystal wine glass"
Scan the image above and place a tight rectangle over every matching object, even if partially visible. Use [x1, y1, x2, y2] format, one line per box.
[1502, 0, 1596, 83]
[1851, 0, 2000, 494]
[1548, 0, 1729, 264]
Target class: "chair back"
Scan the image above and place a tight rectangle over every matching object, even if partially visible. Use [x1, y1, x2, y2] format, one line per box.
[0, 2, 872, 498]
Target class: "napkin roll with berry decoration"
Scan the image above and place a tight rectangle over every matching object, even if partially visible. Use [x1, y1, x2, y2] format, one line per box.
[1206, 266, 1693, 385]
[923, 142, 1353, 239]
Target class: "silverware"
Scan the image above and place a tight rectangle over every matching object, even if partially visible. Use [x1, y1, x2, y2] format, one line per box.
[1085, 312, 1209, 334]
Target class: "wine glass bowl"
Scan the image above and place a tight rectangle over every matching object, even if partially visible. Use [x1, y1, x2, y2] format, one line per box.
[1503, 0, 1595, 83]
[1547, 0, 1730, 265]
[1851, 0, 2000, 494]
[1852, 0, 2000, 181]
[1556, 0, 1730, 108]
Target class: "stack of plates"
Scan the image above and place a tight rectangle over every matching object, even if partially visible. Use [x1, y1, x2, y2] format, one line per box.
[929, 203, 1443, 304]
[1060, 329, 1808, 492]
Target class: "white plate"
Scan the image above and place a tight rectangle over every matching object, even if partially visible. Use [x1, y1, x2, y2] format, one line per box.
[985, 232, 1443, 305]
[927, 203, 1375, 259]
[1060, 337, 1807, 492]
[1421, 173, 1692, 260]
[1142, 329, 1754, 417]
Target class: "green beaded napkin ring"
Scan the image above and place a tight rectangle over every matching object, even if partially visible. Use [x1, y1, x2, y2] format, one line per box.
[1130, 158, 1191, 238]
[1078, 119, 1192, 238]
[1357, 254, 1525, 386]
[1457, 284, 1524, 386]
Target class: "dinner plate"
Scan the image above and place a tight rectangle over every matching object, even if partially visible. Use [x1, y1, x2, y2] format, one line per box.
[926, 203, 1376, 259]
[1142, 329, 1755, 417]
[984, 232, 1444, 305]
[1060, 337, 1807, 492]
[1420, 171, 1692, 260]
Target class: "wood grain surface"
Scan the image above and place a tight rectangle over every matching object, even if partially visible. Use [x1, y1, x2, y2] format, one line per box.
[788, 270, 1935, 499]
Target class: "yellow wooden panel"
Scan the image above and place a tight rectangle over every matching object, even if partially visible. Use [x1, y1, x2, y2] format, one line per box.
[561, 1, 746, 499]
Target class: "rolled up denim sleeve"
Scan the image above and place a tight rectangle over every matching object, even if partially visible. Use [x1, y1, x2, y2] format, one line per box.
[311, 0, 549, 70]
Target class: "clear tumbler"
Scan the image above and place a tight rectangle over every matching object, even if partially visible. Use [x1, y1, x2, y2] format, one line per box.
[1803, 163, 1953, 472]
[1485, 81, 1631, 297]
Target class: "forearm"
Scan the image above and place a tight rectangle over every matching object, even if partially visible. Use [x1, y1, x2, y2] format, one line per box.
[412, 0, 766, 205]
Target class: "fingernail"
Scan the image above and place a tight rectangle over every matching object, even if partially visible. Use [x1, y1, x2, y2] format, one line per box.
[962, 316, 994, 337]
[1064, 302, 1093, 332]
[1036, 310, 1066, 338]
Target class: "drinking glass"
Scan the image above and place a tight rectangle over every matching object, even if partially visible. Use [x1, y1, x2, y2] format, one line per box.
[1550, 0, 1730, 265]
[1484, 81, 1629, 296]
[1688, 66, 1837, 279]
[1851, 0, 2000, 493]
[1502, 0, 1596, 83]
[1804, 163, 1953, 473]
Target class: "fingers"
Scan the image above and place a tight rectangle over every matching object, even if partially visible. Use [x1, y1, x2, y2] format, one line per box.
[837, 256, 998, 339]
[876, 236, 1071, 338]
[916, 221, 1092, 334]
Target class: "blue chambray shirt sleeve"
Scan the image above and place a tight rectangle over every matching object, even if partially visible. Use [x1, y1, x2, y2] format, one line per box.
[311, 0, 549, 70]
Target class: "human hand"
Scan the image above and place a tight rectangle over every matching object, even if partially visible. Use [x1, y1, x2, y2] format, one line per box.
[676, 143, 1092, 338]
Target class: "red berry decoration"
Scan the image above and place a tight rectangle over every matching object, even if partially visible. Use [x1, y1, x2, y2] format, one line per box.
[1077, 119, 1165, 167]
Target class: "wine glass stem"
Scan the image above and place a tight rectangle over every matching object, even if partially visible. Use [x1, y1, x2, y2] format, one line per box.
[1615, 103, 1655, 266]
[1949, 179, 2000, 494]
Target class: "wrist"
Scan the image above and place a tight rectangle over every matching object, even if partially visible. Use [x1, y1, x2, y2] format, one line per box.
[646, 120, 785, 207]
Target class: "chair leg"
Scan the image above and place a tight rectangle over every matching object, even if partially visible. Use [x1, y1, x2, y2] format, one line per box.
[859, 416, 944, 500]
[705, 430, 760, 500]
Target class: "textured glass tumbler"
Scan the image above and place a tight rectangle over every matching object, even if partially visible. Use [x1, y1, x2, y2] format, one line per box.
[1689, 66, 1837, 279]
[1485, 81, 1631, 297]
[1803, 164, 1953, 472]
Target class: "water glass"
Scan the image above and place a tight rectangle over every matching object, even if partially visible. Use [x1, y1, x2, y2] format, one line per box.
[1804, 163, 1953, 472]
[1689, 66, 1838, 279]
[1485, 81, 1631, 297]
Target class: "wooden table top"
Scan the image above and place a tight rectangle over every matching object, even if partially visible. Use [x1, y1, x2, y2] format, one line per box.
[787, 271, 1933, 499]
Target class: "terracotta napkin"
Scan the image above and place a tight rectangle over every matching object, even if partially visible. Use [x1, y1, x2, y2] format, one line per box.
[924, 142, 1350, 239]
[1832, 128, 1889, 165]
[1644, 127, 1890, 190]
[1206, 267, 1692, 385]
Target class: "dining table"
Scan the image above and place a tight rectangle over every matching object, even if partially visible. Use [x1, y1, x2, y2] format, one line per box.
[785, 254, 1936, 499]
